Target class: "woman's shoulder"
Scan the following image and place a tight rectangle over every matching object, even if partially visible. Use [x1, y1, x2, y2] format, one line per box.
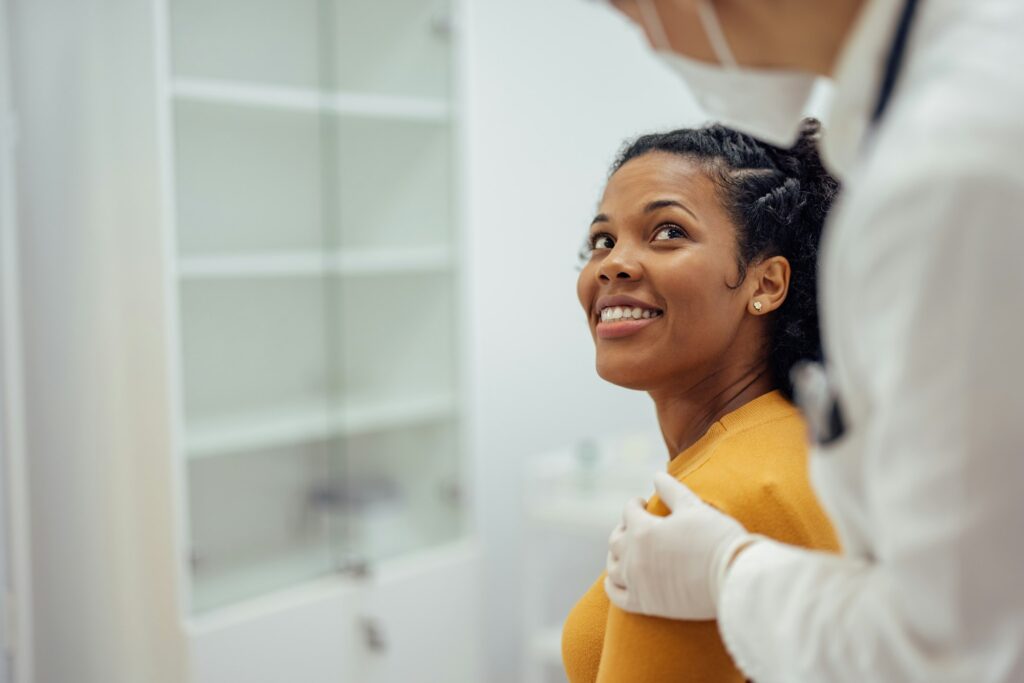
[682, 394, 838, 550]
[684, 391, 809, 475]
[716, 390, 804, 438]
[715, 402, 808, 465]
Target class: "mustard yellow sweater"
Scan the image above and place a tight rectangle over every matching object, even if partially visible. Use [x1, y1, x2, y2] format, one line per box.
[561, 391, 839, 683]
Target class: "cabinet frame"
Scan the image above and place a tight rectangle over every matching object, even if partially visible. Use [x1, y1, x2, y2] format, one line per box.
[153, 2, 478, 676]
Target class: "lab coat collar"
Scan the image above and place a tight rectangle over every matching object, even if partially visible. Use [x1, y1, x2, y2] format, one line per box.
[821, 0, 907, 178]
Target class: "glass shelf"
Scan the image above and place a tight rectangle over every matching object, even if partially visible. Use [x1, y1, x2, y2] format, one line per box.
[332, 420, 464, 564]
[170, 0, 452, 97]
[177, 246, 454, 280]
[173, 100, 452, 255]
[166, 0, 462, 613]
[179, 278, 332, 422]
[186, 393, 457, 461]
[170, 0, 323, 89]
[173, 100, 325, 255]
[171, 78, 451, 122]
[187, 439, 335, 613]
[187, 420, 463, 612]
[331, 116, 453, 250]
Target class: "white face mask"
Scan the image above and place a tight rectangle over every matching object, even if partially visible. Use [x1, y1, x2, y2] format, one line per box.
[637, 0, 820, 148]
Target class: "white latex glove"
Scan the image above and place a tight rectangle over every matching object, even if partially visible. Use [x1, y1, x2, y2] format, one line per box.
[605, 471, 754, 620]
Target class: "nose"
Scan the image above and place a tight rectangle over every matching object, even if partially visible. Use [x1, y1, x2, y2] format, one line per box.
[597, 244, 642, 282]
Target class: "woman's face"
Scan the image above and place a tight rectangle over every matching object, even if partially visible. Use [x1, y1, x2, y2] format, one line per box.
[577, 152, 757, 392]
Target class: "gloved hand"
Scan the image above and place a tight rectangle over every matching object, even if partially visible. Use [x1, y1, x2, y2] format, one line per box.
[604, 471, 755, 620]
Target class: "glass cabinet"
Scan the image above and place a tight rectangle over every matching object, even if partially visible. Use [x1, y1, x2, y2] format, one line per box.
[161, 0, 464, 613]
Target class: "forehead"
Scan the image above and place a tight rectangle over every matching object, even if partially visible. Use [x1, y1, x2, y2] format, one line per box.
[600, 152, 720, 218]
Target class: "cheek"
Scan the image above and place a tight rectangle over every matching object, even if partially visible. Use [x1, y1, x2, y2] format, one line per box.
[660, 261, 741, 339]
[577, 264, 596, 314]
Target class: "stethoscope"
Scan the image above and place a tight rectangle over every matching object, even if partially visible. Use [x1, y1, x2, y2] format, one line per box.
[872, 0, 920, 123]
[797, 0, 920, 446]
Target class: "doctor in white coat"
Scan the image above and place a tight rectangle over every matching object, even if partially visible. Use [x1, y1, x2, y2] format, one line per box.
[600, 0, 1024, 680]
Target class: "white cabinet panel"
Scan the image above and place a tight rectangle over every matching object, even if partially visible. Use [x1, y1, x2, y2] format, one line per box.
[189, 581, 361, 683]
[357, 543, 481, 683]
[188, 543, 481, 683]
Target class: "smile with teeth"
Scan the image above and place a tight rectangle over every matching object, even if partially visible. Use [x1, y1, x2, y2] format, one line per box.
[599, 306, 664, 323]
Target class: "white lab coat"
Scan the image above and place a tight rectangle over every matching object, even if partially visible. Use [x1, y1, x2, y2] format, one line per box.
[717, 0, 1024, 681]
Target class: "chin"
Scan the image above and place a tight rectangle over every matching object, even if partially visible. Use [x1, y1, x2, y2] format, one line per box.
[595, 357, 654, 391]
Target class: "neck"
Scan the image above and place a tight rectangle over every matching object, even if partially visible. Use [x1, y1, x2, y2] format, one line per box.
[728, 0, 868, 75]
[770, 0, 868, 75]
[649, 362, 775, 459]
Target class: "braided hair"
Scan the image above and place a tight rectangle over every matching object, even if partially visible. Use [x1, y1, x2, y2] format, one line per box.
[609, 119, 839, 399]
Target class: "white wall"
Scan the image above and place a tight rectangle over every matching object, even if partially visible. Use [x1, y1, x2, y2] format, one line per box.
[462, 2, 705, 680]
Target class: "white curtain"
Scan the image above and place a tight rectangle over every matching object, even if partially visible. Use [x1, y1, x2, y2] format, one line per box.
[8, 0, 186, 681]
[0, 0, 31, 680]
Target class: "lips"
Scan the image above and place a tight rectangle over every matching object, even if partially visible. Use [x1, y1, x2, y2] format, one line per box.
[593, 294, 664, 340]
[596, 315, 661, 339]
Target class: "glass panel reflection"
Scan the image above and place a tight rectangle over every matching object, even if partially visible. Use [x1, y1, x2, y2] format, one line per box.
[167, 0, 459, 613]
[188, 441, 335, 612]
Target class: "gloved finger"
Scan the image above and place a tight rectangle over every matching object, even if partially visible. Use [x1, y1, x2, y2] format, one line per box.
[604, 575, 631, 611]
[622, 495, 652, 530]
[606, 550, 626, 588]
[620, 496, 646, 529]
[653, 471, 701, 512]
[608, 523, 626, 559]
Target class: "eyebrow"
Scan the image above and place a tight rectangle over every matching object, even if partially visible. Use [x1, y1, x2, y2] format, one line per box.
[644, 199, 698, 220]
[590, 199, 697, 227]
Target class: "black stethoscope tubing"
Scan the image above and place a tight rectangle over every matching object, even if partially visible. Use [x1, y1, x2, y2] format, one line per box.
[871, 0, 920, 123]
[810, 0, 920, 446]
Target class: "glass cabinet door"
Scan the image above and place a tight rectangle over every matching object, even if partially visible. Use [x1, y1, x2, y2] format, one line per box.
[165, 0, 463, 613]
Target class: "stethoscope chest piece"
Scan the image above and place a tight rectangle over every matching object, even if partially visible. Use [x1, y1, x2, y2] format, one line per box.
[792, 361, 847, 447]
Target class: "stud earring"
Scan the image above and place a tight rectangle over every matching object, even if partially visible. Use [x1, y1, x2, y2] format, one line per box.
[753, 301, 763, 312]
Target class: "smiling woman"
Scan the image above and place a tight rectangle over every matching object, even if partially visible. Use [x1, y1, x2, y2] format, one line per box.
[563, 120, 841, 682]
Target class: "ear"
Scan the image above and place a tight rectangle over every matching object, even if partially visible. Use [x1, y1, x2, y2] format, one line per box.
[747, 255, 791, 316]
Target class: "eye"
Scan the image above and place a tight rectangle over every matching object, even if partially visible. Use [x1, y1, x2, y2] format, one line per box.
[589, 233, 615, 250]
[653, 224, 688, 241]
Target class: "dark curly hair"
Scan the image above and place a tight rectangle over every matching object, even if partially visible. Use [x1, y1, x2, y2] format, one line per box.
[607, 119, 839, 399]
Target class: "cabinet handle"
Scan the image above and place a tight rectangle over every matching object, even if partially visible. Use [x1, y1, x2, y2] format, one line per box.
[360, 617, 388, 654]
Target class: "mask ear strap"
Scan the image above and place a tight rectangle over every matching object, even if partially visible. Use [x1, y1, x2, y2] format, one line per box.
[637, 0, 673, 52]
[696, 0, 738, 68]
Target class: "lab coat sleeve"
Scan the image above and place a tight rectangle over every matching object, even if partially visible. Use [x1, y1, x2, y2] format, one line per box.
[716, 165, 1024, 683]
